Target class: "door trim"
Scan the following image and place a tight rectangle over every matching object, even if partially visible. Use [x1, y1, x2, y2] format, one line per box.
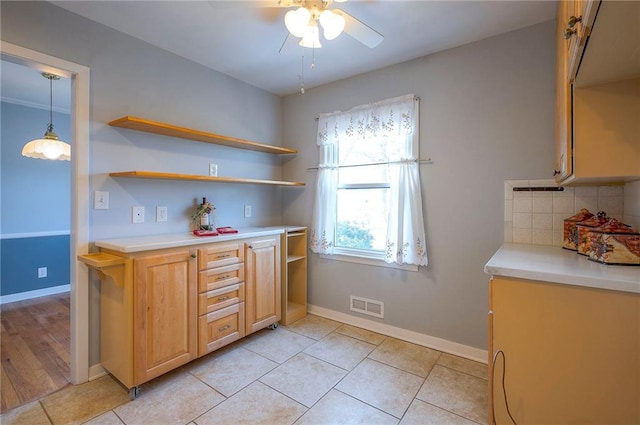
[1, 41, 91, 384]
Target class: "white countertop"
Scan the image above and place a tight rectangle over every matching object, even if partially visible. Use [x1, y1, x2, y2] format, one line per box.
[95, 226, 299, 253]
[485, 243, 640, 294]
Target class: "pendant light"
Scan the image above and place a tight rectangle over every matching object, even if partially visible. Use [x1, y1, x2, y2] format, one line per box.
[22, 72, 71, 161]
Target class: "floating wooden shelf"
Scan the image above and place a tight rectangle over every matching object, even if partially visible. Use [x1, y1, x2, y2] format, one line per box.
[110, 171, 305, 187]
[109, 116, 297, 155]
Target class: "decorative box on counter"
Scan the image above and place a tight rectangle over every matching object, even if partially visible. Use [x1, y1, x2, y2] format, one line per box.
[587, 219, 640, 266]
[576, 211, 609, 256]
[563, 208, 594, 251]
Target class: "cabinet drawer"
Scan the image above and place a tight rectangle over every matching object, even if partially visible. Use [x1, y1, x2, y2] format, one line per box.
[198, 283, 244, 316]
[198, 263, 244, 293]
[198, 242, 244, 270]
[198, 303, 245, 357]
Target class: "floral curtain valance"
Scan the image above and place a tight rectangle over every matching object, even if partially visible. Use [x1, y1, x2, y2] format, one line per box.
[317, 94, 416, 146]
[311, 94, 428, 267]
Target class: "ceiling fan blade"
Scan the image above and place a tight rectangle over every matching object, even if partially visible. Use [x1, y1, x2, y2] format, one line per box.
[335, 8, 383, 48]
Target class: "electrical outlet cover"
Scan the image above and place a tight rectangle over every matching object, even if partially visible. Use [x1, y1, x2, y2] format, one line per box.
[132, 206, 145, 223]
[156, 206, 168, 222]
[209, 163, 218, 177]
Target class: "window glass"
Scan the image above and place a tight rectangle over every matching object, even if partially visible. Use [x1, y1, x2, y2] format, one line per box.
[336, 188, 389, 252]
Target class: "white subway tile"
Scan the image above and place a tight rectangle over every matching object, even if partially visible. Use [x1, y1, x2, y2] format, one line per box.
[598, 185, 623, 197]
[513, 213, 532, 229]
[504, 200, 513, 221]
[533, 197, 553, 213]
[553, 197, 574, 214]
[553, 230, 564, 247]
[574, 196, 598, 214]
[514, 198, 532, 213]
[532, 229, 553, 246]
[533, 213, 553, 230]
[575, 186, 598, 197]
[504, 222, 513, 243]
[504, 181, 513, 200]
[597, 196, 624, 216]
[513, 228, 532, 244]
[553, 187, 574, 197]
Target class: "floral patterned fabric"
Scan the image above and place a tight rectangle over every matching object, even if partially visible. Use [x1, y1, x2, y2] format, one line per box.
[310, 94, 428, 266]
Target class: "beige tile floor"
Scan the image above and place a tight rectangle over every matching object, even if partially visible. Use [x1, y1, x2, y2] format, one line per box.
[1, 315, 487, 425]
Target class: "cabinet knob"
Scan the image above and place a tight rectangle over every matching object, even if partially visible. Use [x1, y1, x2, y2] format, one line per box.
[553, 169, 561, 176]
[190, 253, 197, 258]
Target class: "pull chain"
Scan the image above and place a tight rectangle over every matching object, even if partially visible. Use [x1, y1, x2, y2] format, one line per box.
[300, 47, 305, 94]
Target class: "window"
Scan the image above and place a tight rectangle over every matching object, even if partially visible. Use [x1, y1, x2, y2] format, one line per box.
[310, 94, 428, 267]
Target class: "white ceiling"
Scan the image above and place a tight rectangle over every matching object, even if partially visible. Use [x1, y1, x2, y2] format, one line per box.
[2, 0, 556, 109]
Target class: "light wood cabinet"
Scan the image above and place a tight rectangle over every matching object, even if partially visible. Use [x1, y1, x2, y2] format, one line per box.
[488, 276, 640, 424]
[196, 240, 246, 357]
[281, 227, 307, 325]
[554, 0, 640, 185]
[79, 231, 283, 397]
[133, 249, 198, 385]
[245, 236, 281, 334]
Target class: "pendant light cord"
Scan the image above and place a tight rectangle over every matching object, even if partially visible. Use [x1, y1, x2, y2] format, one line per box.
[48, 75, 54, 133]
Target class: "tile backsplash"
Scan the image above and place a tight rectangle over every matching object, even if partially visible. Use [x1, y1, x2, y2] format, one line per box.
[504, 179, 630, 247]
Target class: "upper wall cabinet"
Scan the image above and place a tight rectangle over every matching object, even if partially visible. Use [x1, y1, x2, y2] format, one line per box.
[554, 0, 640, 186]
[109, 116, 304, 187]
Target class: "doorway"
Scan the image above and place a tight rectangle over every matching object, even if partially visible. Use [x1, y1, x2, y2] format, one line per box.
[1, 42, 91, 401]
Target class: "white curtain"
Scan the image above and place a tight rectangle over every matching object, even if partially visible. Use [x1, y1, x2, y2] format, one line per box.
[310, 94, 428, 266]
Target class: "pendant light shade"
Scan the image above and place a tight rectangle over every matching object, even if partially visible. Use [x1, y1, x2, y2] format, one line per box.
[22, 73, 71, 161]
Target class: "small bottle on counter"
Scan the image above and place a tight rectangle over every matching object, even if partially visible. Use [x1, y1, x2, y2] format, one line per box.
[200, 197, 210, 230]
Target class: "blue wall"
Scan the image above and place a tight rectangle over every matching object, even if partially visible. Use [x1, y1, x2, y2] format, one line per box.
[1, 101, 71, 296]
[1, 235, 70, 296]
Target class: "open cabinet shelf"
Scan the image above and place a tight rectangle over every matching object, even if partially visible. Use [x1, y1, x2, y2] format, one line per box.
[110, 171, 305, 187]
[281, 227, 308, 325]
[109, 116, 298, 155]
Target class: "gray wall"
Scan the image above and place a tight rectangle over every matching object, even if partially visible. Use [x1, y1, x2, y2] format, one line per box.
[2, 0, 556, 360]
[1, 1, 285, 365]
[281, 21, 556, 350]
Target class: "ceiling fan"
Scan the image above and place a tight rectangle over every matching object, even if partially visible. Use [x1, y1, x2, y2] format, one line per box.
[277, 0, 384, 49]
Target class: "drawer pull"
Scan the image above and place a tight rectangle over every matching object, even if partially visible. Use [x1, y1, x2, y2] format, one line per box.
[215, 274, 231, 281]
[218, 325, 231, 332]
[217, 296, 230, 302]
[216, 254, 231, 259]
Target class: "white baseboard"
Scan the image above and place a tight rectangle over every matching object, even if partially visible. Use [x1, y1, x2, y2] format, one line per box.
[89, 364, 107, 381]
[308, 304, 488, 364]
[0, 284, 70, 304]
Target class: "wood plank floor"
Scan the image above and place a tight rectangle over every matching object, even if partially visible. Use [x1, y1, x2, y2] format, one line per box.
[0, 293, 71, 412]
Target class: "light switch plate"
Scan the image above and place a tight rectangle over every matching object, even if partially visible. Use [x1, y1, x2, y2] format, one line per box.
[209, 163, 218, 177]
[94, 191, 109, 209]
[244, 205, 252, 218]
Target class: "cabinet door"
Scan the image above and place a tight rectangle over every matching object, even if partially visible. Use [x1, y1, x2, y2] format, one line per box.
[566, 0, 599, 81]
[554, 0, 573, 182]
[490, 276, 640, 424]
[134, 249, 197, 384]
[245, 237, 281, 335]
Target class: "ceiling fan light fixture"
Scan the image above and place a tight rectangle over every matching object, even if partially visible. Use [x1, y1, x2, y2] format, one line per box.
[299, 20, 322, 48]
[319, 10, 345, 40]
[285, 7, 311, 38]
